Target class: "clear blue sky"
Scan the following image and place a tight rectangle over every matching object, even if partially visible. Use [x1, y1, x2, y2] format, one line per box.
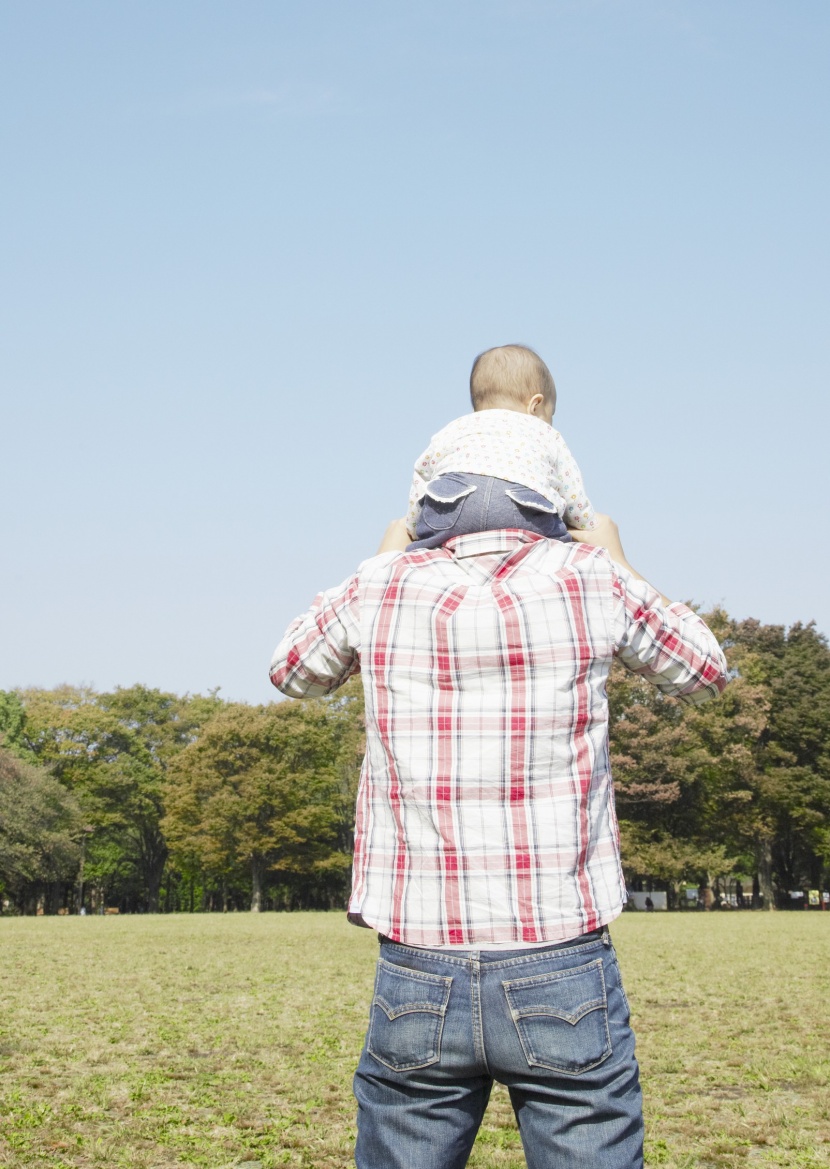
[2, 1, 829, 704]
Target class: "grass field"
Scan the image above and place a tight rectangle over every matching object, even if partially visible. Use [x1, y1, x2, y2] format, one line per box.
[0, 913, 828, 1169]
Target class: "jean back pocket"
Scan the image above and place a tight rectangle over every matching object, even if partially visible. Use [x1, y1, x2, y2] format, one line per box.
[418, 474, 477, 534]
[502, 958, 611, 1075]
[367, 959, 453, 1072]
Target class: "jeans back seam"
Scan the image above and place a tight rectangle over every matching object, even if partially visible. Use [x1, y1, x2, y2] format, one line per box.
[469, 956, 489, 1072]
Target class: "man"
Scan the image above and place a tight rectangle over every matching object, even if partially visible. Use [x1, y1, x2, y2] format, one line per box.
[270, 515, 727, 1169]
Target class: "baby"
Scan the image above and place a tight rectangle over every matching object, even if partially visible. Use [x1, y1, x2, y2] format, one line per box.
[405, 344, 597, 549]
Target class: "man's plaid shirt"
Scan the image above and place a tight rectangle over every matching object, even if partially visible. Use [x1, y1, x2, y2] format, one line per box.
[270, 530, 728, 946]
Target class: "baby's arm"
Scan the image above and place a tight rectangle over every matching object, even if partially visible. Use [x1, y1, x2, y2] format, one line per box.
[405, 443, 436, 538]
[553, 434, 597, 530]
[405, 469, 426, 538]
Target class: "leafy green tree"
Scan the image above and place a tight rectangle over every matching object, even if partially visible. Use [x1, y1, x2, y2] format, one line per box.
[19, 685, 223, 911]
[725, 619, 830, 901]
[4, 609, 825, 915]
[165, 682, 364, 911]
[0, 748, 83, 913]
[609, 607, 751, 893]
[0, 690, 36, 761]
[608, 609, 830, 906]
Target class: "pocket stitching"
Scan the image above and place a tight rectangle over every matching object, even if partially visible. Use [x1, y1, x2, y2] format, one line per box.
[419, 496, 470, 533]
[424, 481, 477, 503]
[375, 996, 450, 1022]
[367, 964, 452, 1072]
[503, 960, 612, 1076]
[511, 997, 606, 1026]
[376, 958, 453, 989]
[504, 487, 559, 514]
[502, 956, 605, 991]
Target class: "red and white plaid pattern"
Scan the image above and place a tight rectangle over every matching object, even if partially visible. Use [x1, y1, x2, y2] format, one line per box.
[270, 531, 728, 946]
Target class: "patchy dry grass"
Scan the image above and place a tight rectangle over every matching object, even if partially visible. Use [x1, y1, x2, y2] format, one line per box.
[616, 914, 830, 1169]
[0, 913, 828, 1168]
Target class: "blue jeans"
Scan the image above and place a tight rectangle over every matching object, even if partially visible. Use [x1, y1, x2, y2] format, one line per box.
[408, 473, 572, 550]
[354, 930, 643, 1169]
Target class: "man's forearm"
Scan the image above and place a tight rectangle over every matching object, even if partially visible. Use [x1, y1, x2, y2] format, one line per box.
[597, 517, 729, 703]
[570, 514, 670, 605]
[377, 518, 410, 554]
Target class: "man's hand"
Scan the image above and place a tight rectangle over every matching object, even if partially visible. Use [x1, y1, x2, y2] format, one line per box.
[571, 514, 669, 604]
[570, 514, 626, 562]
[377, 518, 410, 554]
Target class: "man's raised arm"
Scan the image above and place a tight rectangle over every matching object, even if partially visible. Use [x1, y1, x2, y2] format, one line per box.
[573, 513, 729, 704]
[570, 513, 669, 604]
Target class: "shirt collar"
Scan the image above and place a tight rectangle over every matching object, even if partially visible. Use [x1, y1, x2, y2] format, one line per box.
[442, 529, 545, 559]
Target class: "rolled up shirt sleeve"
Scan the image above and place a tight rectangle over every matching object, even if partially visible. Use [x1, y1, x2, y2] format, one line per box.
[270, 574, 362, 698]
[611, 565, 729, 704]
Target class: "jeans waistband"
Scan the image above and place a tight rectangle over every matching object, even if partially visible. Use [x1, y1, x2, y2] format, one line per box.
[378, 927, 607, 951]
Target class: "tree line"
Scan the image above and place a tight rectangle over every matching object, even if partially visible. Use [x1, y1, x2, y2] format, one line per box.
[1, 610, 828, 915]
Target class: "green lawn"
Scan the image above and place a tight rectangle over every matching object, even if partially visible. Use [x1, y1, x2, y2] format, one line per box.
[0, 913, 828, 1168]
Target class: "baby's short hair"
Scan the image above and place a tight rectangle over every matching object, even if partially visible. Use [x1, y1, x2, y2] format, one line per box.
[469, 344, 555, 410]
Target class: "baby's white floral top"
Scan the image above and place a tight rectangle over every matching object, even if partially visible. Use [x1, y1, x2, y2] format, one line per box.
[406, 409, 597, 537]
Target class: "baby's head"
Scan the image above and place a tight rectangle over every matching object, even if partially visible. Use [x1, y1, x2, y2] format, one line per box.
[470, 344, 556, 424]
